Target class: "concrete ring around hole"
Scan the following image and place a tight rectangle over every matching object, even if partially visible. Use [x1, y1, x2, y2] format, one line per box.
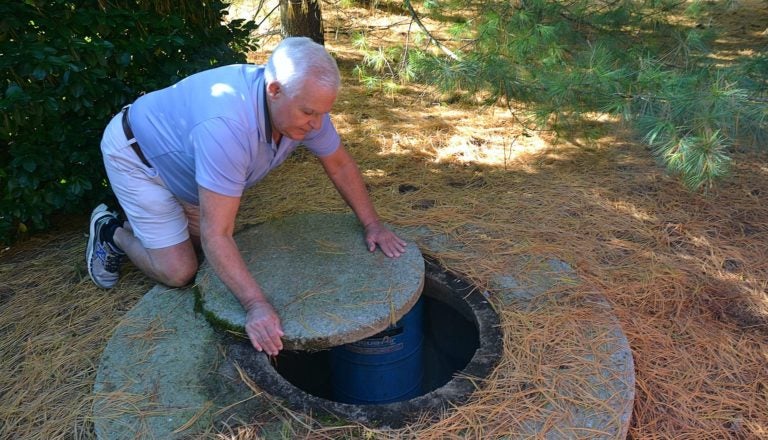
[92, 219, 636, 439]
[226, 257, 504, 428]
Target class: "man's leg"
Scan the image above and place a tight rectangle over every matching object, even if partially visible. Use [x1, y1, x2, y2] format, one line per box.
[112, 201, 201, 287]
[113, 227, 197, 287]
[88, 202, 200, 288]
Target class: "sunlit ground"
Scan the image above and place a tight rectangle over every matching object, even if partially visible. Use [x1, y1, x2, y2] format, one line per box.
[0, 1, 766, 439]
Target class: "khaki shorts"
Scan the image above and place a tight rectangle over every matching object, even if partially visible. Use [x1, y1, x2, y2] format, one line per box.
[100, 112, 199, 249]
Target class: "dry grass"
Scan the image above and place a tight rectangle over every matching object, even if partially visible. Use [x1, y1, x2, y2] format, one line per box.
[2, 1, 768, 439]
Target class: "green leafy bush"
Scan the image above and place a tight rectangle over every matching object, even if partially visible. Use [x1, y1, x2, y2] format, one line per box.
[0, 0, 258, 244]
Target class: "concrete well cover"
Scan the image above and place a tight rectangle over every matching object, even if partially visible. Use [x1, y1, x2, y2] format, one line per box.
[196, 213, 425, 350]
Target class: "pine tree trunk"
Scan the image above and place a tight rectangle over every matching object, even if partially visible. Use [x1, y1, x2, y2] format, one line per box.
[279, 0, 324, 45]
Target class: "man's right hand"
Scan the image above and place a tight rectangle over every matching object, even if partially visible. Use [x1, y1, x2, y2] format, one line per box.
[244, 300, 284, 355]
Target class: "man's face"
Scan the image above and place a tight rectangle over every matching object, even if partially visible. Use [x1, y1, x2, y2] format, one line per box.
[267, 80, 337, 141]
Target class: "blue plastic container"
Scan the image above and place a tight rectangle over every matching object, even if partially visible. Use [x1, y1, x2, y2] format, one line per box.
[330, 297, 424, 404]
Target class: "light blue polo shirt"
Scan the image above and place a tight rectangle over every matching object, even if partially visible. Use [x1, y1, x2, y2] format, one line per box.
[127, 64, 341, 205]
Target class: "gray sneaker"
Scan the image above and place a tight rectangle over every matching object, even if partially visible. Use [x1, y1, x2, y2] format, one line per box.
[87, 204, 125, 289]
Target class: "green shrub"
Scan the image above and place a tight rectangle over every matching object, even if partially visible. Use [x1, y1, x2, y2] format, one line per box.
[0, 0, 258, 244]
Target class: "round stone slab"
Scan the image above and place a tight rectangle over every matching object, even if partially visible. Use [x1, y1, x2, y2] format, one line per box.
[196, 213, 425, 350]
[93, 286, 261, 439]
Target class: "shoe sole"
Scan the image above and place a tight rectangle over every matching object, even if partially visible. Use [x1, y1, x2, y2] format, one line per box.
[87, 203, 113, 289]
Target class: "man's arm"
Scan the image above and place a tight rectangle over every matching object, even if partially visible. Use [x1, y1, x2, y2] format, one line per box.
[318, 143, 407, 258]
[198, 186, 284, 355]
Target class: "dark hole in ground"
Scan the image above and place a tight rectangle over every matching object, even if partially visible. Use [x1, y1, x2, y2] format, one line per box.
[227, 257, 503, 427]
[273, 291, 479, 402]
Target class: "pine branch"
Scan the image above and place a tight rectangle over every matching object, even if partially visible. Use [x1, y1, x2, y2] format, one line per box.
[257, 3, 280, 28]
[614, 92, 768, 105]
[403, 0, 460, 61]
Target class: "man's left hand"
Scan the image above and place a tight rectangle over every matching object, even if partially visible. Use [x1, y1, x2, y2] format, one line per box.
[364, 221, 407, 258]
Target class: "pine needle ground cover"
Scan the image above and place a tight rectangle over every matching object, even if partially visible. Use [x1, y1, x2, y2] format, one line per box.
[1, 2, 767, 439]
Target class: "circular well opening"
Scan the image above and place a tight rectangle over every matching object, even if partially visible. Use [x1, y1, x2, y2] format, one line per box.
[227, 257, 502, 427]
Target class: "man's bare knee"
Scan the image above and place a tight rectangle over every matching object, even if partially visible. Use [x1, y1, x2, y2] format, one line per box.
[145, 242, 199, 287]
[158, 261, 198, 287]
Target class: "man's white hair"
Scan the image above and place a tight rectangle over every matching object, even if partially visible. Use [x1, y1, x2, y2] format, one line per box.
[264, 37, 341, 97]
